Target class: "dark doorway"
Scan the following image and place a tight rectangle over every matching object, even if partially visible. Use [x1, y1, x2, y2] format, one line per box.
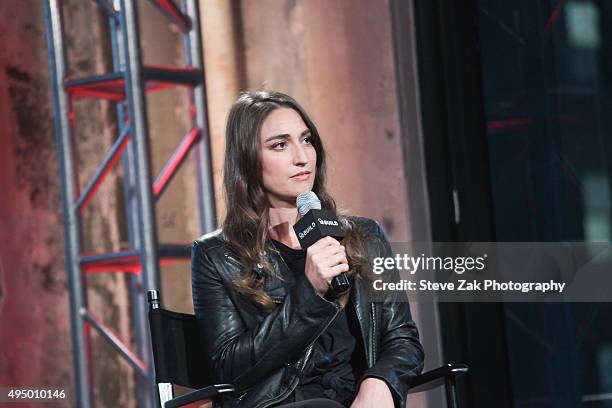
[404, 0, 612, 407]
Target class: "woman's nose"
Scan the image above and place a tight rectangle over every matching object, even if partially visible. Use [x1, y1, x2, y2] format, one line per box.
[293, 144, 309, 165]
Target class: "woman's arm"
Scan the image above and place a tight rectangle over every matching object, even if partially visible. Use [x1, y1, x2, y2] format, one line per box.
[191, 239, 341, 393]
[356, 220, 425, 407]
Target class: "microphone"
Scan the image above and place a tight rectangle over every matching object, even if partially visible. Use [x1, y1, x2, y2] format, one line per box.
[293, 191, 352, 296]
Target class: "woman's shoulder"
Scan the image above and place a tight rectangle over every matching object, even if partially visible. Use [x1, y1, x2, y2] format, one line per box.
[343, 215, 386, 239]
[192, 228, 234, 259]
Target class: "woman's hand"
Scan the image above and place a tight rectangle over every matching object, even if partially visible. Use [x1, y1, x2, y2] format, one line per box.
[304, 236, 349, 295]
[350, 378, 395, 408]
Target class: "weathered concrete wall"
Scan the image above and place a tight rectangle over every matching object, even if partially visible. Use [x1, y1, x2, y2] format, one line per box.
[0, 2, 73, 405]
[0, 1, 182, 406]
[200, 0, 245, 227]
[239, 0, 412, 243]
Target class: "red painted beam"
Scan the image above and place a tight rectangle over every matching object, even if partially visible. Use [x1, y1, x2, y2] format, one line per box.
[78, 133, 131, 213]
[153, 127, 201, 198]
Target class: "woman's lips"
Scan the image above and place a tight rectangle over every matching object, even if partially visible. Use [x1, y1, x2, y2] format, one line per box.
[290, 172, 311, 181]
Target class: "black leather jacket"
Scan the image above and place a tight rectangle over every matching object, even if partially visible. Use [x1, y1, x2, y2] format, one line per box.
[192, 216, 424, 408]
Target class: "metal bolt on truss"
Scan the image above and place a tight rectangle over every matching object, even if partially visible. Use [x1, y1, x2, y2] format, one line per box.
[44, 0, 216, 406]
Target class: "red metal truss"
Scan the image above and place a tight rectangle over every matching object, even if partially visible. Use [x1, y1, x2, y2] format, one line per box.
[65, 65, 202, 101]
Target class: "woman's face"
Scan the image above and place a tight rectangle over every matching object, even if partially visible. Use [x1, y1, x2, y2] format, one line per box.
[259, 107, 317, 208]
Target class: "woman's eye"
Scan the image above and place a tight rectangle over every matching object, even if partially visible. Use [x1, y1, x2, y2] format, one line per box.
[272, 142, 286, 150]
[302, 136, 312, 144]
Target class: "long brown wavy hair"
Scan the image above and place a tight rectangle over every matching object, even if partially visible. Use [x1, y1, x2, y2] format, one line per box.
[221, 91, 368, 309]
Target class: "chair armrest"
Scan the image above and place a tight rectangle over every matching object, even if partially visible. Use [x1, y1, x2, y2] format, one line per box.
[407, 363, 468, 394]
[165, 384, 235, 408]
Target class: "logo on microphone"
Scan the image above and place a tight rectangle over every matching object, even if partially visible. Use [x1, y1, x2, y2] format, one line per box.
[317, 218, 339, 226]
[299, 222, 317, 239]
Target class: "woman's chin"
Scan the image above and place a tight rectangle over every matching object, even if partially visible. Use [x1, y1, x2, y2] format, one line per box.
[266, 187, 315, 208]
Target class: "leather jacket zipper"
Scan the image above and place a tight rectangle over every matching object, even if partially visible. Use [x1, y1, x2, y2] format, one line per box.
[370, 302, 376, 363]
[351, 287, 373, 367]
[254, 253, 342, 408]
[224, 253, 242, 269]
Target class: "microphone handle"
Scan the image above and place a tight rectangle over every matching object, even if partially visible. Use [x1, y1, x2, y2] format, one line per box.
[330, 272, 351, 295]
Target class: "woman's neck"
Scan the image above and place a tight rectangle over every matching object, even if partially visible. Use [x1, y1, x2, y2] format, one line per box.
[267, 206, 302, 249]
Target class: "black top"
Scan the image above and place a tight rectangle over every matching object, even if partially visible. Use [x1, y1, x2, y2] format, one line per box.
[270, 239, 365, 406]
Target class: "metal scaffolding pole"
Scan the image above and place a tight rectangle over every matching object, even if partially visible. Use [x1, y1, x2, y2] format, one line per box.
[44, 2, 91, 406]
[184, 0, 217, 234]
[120, 0, 162, 297]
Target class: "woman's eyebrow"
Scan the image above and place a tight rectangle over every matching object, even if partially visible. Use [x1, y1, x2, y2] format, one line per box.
[264, 134, 290, 143]
[264, 129, 310, 143]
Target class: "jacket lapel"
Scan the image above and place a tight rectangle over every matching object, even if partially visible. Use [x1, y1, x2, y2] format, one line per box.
[263, 250, 293, 302]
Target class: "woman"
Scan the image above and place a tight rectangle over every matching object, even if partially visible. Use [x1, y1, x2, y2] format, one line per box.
[192, 91, 424, 408]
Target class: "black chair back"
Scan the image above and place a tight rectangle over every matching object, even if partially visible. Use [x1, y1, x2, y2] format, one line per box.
[148, 297, 210, 388]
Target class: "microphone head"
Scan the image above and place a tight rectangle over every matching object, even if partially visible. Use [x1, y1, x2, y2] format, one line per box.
[296, 191, 321, 216]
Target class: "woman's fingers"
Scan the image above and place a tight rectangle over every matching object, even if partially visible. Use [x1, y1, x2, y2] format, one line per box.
[323, 263, 351, 285]
[330, 262, 350, 274]
[304, 237, 348, 295]
[310, 236, 338, 250]
[311, 247, 346, 267]
[323, 251, 348, 267]
[319, 242, 345, 257]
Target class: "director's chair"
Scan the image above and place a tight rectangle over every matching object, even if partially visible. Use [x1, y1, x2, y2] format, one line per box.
[147, 289, 468, 408]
